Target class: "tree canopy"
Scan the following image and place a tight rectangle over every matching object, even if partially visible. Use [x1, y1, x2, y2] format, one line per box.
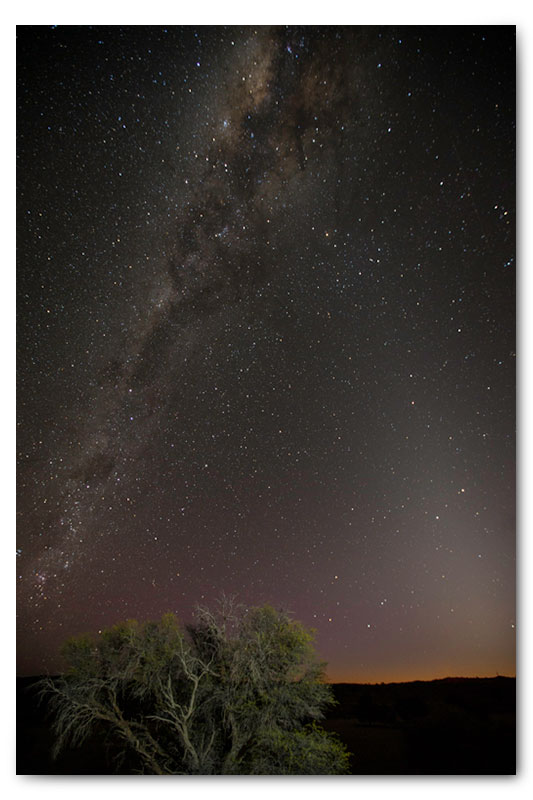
[37, 599, 350, 774]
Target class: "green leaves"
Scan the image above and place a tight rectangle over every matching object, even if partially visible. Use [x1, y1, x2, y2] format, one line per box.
[39, 601, 350, 774]
[249, 723, 351, 775]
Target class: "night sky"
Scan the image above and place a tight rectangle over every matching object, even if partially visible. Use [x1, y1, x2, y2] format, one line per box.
[17, 25, 515, 682]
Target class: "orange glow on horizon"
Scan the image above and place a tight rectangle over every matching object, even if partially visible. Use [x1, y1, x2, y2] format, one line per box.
[325, 663, 516, 684]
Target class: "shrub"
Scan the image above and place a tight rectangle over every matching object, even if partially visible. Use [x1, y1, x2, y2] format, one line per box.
[37, 599, 350, 774]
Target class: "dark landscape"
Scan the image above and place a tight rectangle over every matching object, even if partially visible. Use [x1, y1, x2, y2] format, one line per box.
[17, 675, 515, 775]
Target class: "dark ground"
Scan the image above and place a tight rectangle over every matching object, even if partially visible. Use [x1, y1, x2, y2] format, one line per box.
[322, 677, 516, 775]
[16, 675, 515, 775]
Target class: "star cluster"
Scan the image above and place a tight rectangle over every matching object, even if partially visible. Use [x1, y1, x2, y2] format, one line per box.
[17, 25, 515, 681]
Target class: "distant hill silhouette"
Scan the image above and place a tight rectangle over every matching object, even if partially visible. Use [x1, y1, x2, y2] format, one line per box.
[323, 677, 515, 774]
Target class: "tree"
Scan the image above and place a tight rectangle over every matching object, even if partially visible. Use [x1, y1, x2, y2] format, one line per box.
[37, 599, 350, 774]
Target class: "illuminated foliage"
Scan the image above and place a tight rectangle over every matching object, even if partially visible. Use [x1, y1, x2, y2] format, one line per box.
[37, 599, 350, 774]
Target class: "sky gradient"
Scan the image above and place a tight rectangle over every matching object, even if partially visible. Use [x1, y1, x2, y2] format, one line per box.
[17, 25, 515, 682]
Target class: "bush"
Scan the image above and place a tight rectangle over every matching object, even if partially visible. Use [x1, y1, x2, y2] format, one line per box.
[37, 599, 350, 774]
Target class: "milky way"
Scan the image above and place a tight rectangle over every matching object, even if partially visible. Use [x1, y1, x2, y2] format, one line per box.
[17, 25, 515, 681]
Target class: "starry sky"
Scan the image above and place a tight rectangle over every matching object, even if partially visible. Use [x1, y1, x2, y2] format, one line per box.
[17, 25, 515, 682]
